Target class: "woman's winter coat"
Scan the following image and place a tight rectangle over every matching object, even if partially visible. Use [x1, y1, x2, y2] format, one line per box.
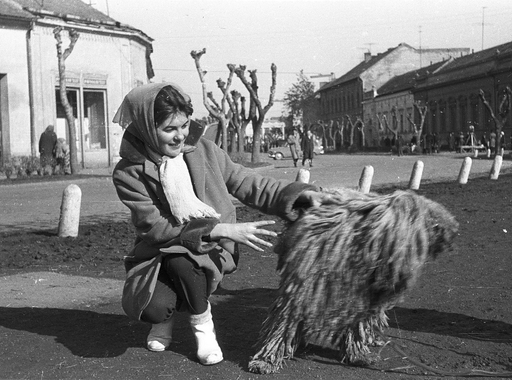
[113, 123, 317, 320]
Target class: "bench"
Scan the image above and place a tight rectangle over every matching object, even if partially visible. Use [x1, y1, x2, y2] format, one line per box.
[460, 144, 485, 153]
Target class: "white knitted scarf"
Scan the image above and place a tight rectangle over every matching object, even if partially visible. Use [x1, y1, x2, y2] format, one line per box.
[159, 153, 220, 224]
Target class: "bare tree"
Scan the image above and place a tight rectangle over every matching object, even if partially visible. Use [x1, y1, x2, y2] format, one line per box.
[336, 118, 345, 148]
[229, 88, 254, 155]
[345, 115, 364, 149]
[191, 48, 232, 150]
[234, 64, 277, 163]
[480, 86, 512, 156]
[406, 102, 428, 152]
[324, 120, 336, 150]
[53, 27, 80, 174]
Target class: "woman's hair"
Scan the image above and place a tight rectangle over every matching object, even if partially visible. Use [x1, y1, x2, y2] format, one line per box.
[154, 85, 194, 126]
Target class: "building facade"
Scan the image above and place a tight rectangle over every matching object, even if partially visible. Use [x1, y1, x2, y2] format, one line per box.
[0, 0, 154, 168]
[413, 41, 512, 147]
[363, 59, 451, 146]
[315, 43, 469, 148]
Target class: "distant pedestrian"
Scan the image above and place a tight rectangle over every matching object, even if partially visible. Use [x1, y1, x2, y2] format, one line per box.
[54, 138, 71, 175]
[301, 129, 315, 167]
[489, 131, 497, 156]
[499, 131, 505, 155]
[287, 129, 301, 167]
[396, 134, 404, 156]
[480, 133, 488, 150]
[432, 133, 439, 153]
[458, 132, 465, 153]
[39, 125, 57, 175]
[449, 132, 455, 152]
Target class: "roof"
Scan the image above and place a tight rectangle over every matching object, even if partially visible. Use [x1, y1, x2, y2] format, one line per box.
[414, 40, 512, 90]
[318, 43, 414, 92]
[0, 0, 152, 42]
[0, 0, 33, 20]
[376, 60, 448, 96]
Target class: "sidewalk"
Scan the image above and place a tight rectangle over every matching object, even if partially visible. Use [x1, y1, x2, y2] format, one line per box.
[1, 152, 511, 233]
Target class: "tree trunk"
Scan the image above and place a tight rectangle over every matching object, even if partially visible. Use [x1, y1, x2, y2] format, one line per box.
[54, 27, 80, 174]
[251, 120, 262, 163]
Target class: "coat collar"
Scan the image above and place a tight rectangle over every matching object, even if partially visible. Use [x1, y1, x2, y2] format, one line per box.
[119, 121, 206, 197]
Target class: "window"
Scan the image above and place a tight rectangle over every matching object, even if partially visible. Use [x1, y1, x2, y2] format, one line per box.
[83, 91, 107, 150]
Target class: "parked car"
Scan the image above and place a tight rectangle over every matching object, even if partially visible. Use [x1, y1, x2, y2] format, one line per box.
[268, 139, 324, 160]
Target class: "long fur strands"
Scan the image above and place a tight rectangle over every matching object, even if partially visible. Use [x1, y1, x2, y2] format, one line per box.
[248, 188, 459, 374]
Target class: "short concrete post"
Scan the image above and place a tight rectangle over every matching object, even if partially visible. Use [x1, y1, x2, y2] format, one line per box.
[358, 165, 374, 194]
[58, 184, 82, 238]
[473, 149, 479, 158]
[408, 160, 424, 190]
[489, 155, 503, 180]
[487, 149, 491, 158]
[457, 157, 472, 185]
[295, 168, 310, 183]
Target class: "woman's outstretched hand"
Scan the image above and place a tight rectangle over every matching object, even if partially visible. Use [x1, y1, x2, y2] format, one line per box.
[210, 221, 278, 252]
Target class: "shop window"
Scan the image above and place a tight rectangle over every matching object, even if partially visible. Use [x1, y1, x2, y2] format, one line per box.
[83, 91, 106, 150]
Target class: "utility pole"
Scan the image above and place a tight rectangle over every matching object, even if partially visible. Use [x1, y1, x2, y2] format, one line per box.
[419, 25, 422, 67]
[481, 7, 486, 50]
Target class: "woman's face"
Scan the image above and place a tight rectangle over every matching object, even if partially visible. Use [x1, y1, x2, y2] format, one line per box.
[155, 112, 190, 157]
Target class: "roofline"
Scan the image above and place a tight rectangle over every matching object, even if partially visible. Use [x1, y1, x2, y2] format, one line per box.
[31, 16, 153, 48]
[0, 13, 34, 25]
[412, 68, 509, 93]
[23, 6, 153, 44]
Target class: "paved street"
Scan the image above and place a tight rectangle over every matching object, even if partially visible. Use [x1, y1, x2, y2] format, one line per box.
[0, 152, 510, 233]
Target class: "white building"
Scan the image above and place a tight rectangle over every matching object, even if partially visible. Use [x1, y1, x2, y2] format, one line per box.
[0, 0, 154, 168]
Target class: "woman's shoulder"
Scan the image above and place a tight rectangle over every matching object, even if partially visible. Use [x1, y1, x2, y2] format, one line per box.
[194, 137, 225, 155]
[112, 158, 145, 183]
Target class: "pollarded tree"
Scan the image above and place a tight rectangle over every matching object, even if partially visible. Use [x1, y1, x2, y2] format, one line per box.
[229, 87, 254, 156]
[406, 101, 428, 152]
[345, 114, 364, 150]
[53, 27, 80, 174]
[480, 86, 512, 156]
[283, 70, 317, 126]
[234, 64, 277, 163]
[191, 48, 232, 150]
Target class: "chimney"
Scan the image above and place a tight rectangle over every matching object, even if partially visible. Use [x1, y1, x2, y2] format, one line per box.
[364, 52, 372, 62]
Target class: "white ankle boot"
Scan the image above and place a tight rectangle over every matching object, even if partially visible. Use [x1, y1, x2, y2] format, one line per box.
[147, 314, 175, 352]
[189, 302, 223, 365]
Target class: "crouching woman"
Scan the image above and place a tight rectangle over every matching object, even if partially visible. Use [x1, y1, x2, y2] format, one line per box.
[112, 83, 328, 366]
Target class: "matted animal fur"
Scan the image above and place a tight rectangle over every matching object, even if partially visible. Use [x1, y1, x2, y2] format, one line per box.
[248, 188, 459, 374]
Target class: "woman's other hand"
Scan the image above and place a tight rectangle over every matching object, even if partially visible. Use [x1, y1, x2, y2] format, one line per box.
[296, 190, 334, 208]
[210, 221, 278, 252]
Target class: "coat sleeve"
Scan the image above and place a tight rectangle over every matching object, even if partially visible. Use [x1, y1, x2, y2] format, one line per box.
[204, 141, 319, 222]
[113, 161, 219, 255]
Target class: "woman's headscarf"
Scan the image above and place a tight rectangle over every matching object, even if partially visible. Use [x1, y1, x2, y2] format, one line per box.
[112, 82, 192, 163]
[113, 82, 220, 224]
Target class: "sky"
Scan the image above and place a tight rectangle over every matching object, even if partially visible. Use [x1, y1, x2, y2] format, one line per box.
[86, 0, 512, 119]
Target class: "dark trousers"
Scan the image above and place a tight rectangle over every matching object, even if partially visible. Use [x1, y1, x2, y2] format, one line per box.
[141, 254, 209, 324]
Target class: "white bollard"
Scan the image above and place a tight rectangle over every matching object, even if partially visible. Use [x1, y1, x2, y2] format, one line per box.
[457, 157, 472, 185]
[489, 155, 503, 180]
[473, 149, 479, 158]
[487, 149, 491, 158]
[358, 165, 374, 194]
[58, 184, 82, 238]
[408, 160, 424, 190]
[295, 168, 310, 183]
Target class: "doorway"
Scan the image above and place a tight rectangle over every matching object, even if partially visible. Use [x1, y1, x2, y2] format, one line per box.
[55, 88, 109, 168]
